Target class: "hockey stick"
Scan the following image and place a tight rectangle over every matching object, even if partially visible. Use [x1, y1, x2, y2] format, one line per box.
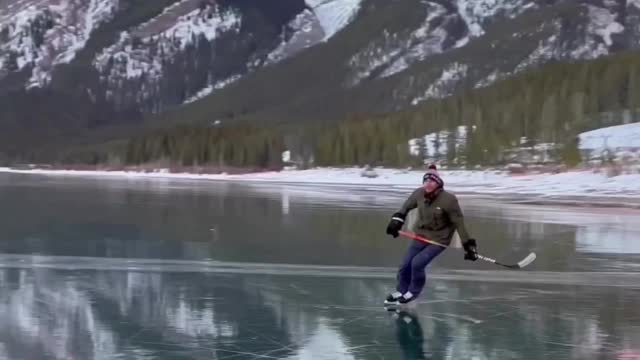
[398, 230, 536, 269]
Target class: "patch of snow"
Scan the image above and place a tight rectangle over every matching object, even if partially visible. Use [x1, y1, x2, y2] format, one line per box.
[306, 0, 362, 41]
[456, 0, 484, 37]
[381, 57, 409, 77]
[59, 0, 118, 64]
[182, 74, 241, 104]
[0, 0, 118, 88]
[136, 0, 189, 30]
[349, 42, 403, 83]
[266, 9, 323, 64]
[475, 70, 501, 88]
[184, 85, 213, 104]
[456, 0, 531, 38]
[247, 57, 262, 70]
[411, 63, 468, 105]
[587, 5, 624, 47]
[94, 3, 240, 106]
[163, 6, 239, 49]
[94, 31, 164, 82]
[282, 150, 291, 163]
[579, 122, 640, 151]
[454, 36, 470, 48]
[380, 2, 449, 78]
[305, 0, 327, 7]
[403, 22, 448, 60]
[95, 5, 240, 79]
[514, 32, 560, 74]
[7, 167, 640, 202]
[570, 40, 609, 60]
[350, 1, 461, 83]
[511, 6, 622, 73]
[0, 5, 42, 71]
[568, 5, 623, 60]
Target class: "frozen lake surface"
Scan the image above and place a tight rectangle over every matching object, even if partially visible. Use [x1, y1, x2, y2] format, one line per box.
[0, 174, 639, 359]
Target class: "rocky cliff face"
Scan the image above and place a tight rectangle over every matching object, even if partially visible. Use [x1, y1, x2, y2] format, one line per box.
[0, 0, 363, 112]
[0, 0, 638, 159]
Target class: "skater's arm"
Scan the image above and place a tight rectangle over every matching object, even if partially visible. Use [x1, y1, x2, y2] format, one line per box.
[447, 197, 470, 242]
[386, 189, 419, 237]
[396, 189, 420, 217]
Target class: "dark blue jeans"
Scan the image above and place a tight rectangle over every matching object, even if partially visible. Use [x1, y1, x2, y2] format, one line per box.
[396, 240, 446, 296]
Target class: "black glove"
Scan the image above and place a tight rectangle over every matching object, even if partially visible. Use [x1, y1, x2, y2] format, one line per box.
[385, 212, 405, 238]
[463, 239, 478, 261]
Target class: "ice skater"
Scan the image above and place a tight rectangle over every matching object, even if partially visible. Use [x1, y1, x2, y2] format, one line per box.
[384, 164, 478, 305]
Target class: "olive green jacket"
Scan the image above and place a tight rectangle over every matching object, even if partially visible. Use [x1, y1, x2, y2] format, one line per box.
[396, 187, 470, 246]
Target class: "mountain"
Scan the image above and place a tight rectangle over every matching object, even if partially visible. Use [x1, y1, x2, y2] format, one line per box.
[169, 0, 639, 125]
[0, 0, 117, 88]
[0, 0, 361, 108]
[0, 0, 639, 163]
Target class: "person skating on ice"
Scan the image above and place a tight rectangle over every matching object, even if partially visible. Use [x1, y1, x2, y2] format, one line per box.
[384, 164, 478, 305]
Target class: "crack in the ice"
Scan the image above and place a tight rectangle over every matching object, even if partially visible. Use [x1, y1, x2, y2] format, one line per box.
[240, 327, 297, 359]
[339, 314, 371, 326]
[344, 343, 379, 351]
[430, 312, 483, 324]
[310, 304, 386, 311]
[541, 339, 601, 348]
[484, 308, 523, 321]
[247, 346, 295, 360]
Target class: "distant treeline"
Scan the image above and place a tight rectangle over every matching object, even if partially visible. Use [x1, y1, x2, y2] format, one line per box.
[75, 50, 640, 168]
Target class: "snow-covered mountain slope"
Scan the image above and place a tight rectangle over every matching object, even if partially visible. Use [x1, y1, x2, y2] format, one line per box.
[267, 0, 362, 66]
[266, 9, 324, 65]
[346, 0, 536, 86]
[149, 0, 640, 128]
[0, 0, 364, 112]
[455, 0, 535, 38]
[368, 0, 636, 106]
[4, 0, 640, 152]
[347, 1, 463, 86]
[80, 0, 362, 110]
[93, 0, 241, 108]
[345, 0, 635, 103]
[88, 0, 299, 111]
[94, 0, 241, 80]
[0, 0, 117, 88]
[305, 0, 362, 40]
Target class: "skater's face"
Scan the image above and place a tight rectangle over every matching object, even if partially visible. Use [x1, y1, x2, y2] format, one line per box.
[423, 178, 439, 193]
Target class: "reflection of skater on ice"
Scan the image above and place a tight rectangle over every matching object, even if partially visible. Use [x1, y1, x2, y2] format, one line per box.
[390, 309, 426, 360]
[389, 309, 452, 360]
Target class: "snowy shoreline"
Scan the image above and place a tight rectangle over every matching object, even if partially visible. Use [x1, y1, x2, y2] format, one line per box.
[2, 166, 640, 208]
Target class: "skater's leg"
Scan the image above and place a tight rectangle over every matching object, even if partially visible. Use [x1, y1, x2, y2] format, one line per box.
[408, 245, 446, 297]
[395, 241, 426, 294]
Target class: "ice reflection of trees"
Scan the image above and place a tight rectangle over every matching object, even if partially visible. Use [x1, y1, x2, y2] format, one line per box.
[0, 268, 301, 360]
[249, 275, 640, 360]
[1, 265, 640, 359]
[0, 269, 121, 360]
